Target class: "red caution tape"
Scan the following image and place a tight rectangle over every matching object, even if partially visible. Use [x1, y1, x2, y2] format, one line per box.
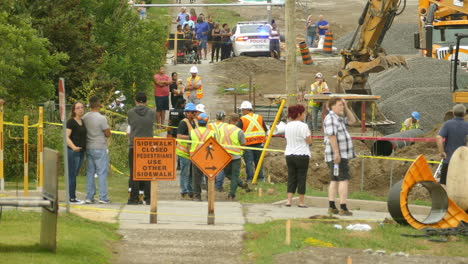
[273, 135, 439, 142]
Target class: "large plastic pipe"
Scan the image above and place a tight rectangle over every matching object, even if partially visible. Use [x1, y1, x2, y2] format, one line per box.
[372, 129, 425, 156]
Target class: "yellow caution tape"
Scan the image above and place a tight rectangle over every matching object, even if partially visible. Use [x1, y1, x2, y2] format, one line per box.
[110, 164, 129, 176]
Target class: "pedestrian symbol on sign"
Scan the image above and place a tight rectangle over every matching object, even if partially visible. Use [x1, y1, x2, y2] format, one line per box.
[205, 142, 214, 160]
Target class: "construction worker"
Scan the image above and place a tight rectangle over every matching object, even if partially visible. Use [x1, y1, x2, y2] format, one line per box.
[189, 112, 215, 201]
[219, 113, 246, 200]
[176, 103, 198, 199]
[185, 66, 203, 105]
[308, 72, 329, 131]
[237, 101, 267, 182]
[401, 111, 420, 132]
[211, 111, 250, 193]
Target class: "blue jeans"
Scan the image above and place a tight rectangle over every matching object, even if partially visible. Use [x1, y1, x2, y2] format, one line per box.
[67, 148, 84, 200]
[243, 144, 264, 182]
[86, 149, 109, 201]
[179, 156, 193, 194]
[312, 106, 321, 131]
[215, 170, 225, 189]
[306, 35, 316, 48]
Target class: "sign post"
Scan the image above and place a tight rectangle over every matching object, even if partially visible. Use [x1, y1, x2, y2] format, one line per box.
[58, 78, 70, 213]
[191, 137, 232, 225]
[133, 137, 176, 224]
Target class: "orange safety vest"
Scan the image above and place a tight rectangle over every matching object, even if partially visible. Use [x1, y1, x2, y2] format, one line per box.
[185, 75, 203, 99]
[189, 126, 215, 154]
[220, 124, 243, 156]
[176, 118, 198, 159]
[240, 113, 266, 145]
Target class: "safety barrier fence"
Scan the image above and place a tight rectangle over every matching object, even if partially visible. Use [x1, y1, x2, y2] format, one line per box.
[0, 105, 441, 196]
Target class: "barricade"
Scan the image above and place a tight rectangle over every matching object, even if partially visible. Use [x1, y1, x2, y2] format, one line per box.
[298, 41, 313, 65]
[0, 148, 59, 251]
[322, 31, 333, 54]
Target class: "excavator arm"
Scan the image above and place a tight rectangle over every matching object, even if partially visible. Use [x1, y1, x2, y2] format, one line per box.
[337, 0, 408, 94]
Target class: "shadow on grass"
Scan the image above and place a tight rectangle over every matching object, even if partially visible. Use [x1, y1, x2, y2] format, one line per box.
[0, 243, 50, 253]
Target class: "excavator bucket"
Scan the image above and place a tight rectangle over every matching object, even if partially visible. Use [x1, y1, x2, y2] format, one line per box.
[345, 55, 407, 75]
[387, 154, 468, 229]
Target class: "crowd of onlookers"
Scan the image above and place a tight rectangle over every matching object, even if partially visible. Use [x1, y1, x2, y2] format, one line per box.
[176, 7, 234, 62]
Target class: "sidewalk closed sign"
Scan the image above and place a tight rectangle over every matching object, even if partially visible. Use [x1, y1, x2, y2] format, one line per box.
[133, 138, 176, 181]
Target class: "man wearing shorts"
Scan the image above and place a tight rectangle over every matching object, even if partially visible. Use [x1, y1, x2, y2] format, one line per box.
[195, 16, 209, 60]
[154, 66, 172, 128]
[323, 97, 356, 216]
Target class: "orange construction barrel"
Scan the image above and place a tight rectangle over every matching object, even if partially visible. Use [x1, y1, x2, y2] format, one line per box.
[323, 31, 333, 54]
[298, 41, 313, 65]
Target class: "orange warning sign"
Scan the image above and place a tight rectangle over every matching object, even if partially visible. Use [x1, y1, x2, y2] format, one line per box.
[133, 138, 176, 181]
[191, 137, 232, 180]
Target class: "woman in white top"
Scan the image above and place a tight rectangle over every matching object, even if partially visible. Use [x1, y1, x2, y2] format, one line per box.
[284, 104, 312, 207]
[270, 20, 281, 59]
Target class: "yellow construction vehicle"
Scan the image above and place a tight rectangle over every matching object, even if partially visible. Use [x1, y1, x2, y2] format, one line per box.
[415, 0, 468, 60]
[450, 33, 468, 104]
[337, 0, 407, 94]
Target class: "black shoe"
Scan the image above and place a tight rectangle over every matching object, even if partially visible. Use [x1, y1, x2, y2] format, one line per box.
[227, 194, 236, 200]
[215, 187, 224, 192]
[188, 193, 194, 199]
[193, 195, 202, 202]
[144, 199, 150, 205]
[239, 182, 251, 192]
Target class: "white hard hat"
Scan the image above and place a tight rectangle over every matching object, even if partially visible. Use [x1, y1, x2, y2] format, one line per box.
[240, 101, 253, 110]
[196, 104, 205, 113]
[190, 66, 198, 73]
[315, 72, 323, 78]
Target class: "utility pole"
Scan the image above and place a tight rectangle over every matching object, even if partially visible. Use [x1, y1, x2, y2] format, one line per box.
[267, 0, 272, 24]
[285, 0, 297, 105]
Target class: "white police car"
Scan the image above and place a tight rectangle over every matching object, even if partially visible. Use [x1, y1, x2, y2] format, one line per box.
[231, 21, 272, 57]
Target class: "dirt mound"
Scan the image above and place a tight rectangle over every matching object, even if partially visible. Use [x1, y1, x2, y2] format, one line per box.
[368, 57, 453, 134]
[335, 24, 419, 55]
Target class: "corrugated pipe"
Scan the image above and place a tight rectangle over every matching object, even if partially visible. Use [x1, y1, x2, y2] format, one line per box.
[372, 129, 425, 156]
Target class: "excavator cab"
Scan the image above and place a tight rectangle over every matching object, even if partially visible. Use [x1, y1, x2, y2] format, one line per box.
[445, 33, 468, 120]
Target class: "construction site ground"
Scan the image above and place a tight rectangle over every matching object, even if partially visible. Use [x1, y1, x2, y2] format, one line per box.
[4, 0, 467, 263]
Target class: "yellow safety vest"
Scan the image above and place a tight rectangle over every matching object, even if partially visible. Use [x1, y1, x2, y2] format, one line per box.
[308, 81, 328, 108]
[176, 118, 198, 159]
[208, 121, 226, 141]
[219, 124, 243, 156]
[189, 126, 215, 154]
[400, 118, 419, 132]
[185, 75, 203, 99]
[240, 113, 265, 145]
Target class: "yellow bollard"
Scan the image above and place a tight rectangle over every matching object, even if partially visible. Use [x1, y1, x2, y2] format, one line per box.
[0, 100, 3, 191]
[37, 107, 44, 189]
[285, 219, 291, 245]
[24, 115, 29, 196]
[252, 99, 286, 184]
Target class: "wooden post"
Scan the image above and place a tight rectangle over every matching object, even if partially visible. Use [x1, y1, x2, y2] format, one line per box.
[150, 180, 158, 224]
[40, 148, 59, 252]
[253, 84, 256, 112]
[0, 100, 4, 191]
[361, 101, 366, 133]
[24, 115, 29, 197]
[285, 219, 291, 245]
[249, 75, 252, 102]
[285, 0, 297, 105]
[37, 107, 44, 189]
[207, 179, 215, 225]
[360, 158, 364, 192]
[258, 187, 263, 197]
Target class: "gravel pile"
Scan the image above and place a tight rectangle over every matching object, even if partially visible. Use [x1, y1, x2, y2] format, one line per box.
[368, 57, 453, 134]
[335, 24, 419, 55]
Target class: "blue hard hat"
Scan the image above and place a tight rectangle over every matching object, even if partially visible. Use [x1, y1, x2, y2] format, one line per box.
[184, 103, 197, 112]
[197, 113, 209, 124]
[411, 111, 420, 120]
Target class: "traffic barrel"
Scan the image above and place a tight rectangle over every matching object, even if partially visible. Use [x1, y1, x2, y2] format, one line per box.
[298, 41, 313, 65]
[323, 31, 333, 54]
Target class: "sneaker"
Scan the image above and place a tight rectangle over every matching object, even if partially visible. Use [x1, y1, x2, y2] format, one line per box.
[98, 200, 111, 204]
[328, 208, 339, 215]
[227, 194, 236, 201]
[240, 182, 251, 192]
[85, 199, 94, 204]
[339, 209, 353, 216]
[70, 199, 84, 205]
[215, 187, 224, 192]
[188, 193, 194, 199]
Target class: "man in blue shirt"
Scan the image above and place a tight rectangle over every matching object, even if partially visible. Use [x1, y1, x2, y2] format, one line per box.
[436, 104, 468, 185]
[195, 16, 209, 60]
[317, 15, 329, 48]
[176, 7, 187, 26]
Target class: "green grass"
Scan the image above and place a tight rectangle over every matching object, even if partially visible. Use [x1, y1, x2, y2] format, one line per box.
[0, 210, 120, 264]
[244, 219, 468, 263]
